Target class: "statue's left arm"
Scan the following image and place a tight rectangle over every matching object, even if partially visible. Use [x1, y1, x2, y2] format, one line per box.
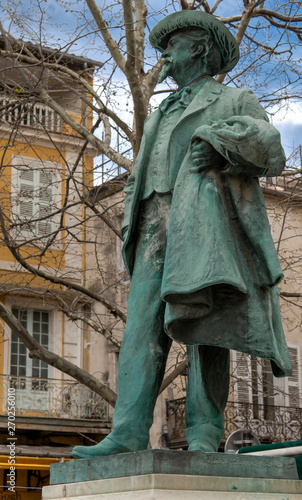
[192, 89, 286, 178]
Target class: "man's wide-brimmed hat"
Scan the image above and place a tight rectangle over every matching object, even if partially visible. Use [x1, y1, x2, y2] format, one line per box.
[149, 11, 239, 74]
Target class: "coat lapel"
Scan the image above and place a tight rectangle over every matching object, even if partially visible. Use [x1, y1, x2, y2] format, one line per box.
[168, 79, 222, 186]
[123, 81, 222, 275]
[174, 78, 222, 126]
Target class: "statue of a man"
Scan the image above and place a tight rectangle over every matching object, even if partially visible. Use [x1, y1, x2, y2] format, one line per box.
[72, 11, 292, 458]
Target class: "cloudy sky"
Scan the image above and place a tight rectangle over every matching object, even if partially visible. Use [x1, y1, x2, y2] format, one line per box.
[272, 104, 302, 161]
[2, 0, 301, 163]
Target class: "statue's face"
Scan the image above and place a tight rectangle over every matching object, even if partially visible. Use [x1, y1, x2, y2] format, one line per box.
[158, 31, 203, 84]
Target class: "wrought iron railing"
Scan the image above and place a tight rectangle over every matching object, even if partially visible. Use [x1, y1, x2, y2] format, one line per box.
[0, 96, 62, 132]
[166, 397, 302, 445]
[259, 175, 299, 193]
[0, 374, 109, 420]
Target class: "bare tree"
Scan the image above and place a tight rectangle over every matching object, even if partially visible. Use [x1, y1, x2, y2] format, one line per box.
[0, 0, 301, 408]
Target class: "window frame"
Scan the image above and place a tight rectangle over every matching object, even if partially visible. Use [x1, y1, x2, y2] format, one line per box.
[10, 308, 52, 392]
[10, 156, 61, 242]
[232, 346, 302, 412]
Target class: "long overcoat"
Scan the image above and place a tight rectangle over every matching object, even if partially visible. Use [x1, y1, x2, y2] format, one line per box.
[122, 77, 292, 377]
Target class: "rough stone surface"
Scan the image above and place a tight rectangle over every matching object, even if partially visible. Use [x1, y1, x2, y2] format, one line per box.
[43, 473, 302, 500]
[50, 450, 298, 485]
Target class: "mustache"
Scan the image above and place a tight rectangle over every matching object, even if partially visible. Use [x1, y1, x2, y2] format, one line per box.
[158, 57, 173, 83]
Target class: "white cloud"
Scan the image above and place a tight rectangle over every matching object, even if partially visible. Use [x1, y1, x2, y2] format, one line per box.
[270, 102, 302, 126]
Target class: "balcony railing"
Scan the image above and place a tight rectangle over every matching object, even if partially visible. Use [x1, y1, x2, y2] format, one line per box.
[260, 175, 299, 193]
[0, 96, 62, 133]
[166, 398, 302, 446]
[0, 375, 109, 420]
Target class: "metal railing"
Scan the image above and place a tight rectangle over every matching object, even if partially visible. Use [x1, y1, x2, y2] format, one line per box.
[0, 374, 109, 420]
[0, 96, 62, 132]
[259, 175, 300, 193]
[166, 397, 302, 445]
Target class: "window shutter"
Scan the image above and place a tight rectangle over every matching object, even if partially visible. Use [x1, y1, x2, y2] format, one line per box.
[19, 169, 34, 226]
[232, 351, 252, 403]
[38, 170, 53, 236]
[285, 345, 300, 408]
[18, 167, 54, 236]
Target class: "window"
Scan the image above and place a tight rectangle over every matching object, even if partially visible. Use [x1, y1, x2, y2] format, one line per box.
[18, 167, 54, 237]
[10, 309, 50, 391]
[233, 351, 252, 404]
[232, 346, 301, 415]
[251, 356, 275, 420]
[284, 345, 301, 408]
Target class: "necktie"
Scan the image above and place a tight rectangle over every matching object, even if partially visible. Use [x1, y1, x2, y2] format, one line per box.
[159, 86, 192, 114]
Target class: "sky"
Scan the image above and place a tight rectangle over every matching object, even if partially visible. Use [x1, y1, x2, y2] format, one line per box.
[2, 0, 301, 165]
[273, 106, 302, 163]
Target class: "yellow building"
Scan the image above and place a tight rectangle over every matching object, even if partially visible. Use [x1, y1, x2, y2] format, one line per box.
[0, 41, 111, 499]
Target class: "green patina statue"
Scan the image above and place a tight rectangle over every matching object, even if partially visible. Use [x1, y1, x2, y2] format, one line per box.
[72, 11, 292, 458]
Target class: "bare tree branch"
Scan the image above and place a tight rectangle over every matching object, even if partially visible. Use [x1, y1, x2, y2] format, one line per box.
[0, 205, 127, 323]
[39, 87, 132, 171]
[85, 0, 127, 73]
[123, 0, 137, 74]
[159, 359, 188, 394]
[281, 292, 302, 298]
[134, 0, 147, 75]
[0, 301, 117, 407]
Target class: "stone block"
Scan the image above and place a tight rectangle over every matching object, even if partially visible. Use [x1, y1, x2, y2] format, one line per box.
[43, 473, 302, 500]
[50, 450, 298, 485]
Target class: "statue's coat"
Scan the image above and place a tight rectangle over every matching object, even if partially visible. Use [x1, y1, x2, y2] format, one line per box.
[122, 78, 292, 377]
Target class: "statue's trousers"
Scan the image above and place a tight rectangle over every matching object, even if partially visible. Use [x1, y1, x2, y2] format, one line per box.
[112, 194, 230, 451]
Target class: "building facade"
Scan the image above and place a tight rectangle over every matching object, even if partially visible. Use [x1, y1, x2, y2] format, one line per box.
[0, 44, 111, 499]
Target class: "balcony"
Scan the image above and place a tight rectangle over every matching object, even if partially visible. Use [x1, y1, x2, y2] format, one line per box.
[260, 174, 300, 196]
[0, 95, 62, 133]
[166, 397, 302, 449]
[0, 374, 109, 420]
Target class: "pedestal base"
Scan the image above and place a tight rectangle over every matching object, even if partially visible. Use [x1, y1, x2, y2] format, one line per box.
[44, 451, 301, 499]
[49, 450, 298, 483]
[43, 473, 302, 499]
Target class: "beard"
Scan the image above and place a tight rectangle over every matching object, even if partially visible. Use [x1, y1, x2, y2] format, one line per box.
[158, 57, 173, 83]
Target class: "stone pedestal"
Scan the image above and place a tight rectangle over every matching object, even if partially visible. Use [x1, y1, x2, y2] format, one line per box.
[42, 450, 302, 500]
[43, 473, 302, 499]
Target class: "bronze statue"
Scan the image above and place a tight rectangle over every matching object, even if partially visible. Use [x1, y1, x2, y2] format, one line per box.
[72, 11, 291, 458]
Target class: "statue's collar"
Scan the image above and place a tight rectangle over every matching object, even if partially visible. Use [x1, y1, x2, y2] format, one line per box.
[159, 76, 214, 113]
[158, 77, 220, 114]
[178, 74, 212, 91]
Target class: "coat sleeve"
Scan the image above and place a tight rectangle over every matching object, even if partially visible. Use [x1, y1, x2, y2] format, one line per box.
[121, 115, 150, 237]
[121, 173, 135, 238]
[192, 89, 286, 177]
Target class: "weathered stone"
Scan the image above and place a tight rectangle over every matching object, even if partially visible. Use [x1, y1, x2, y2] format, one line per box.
[43, 473, 302, 500]
[50, 450, 298, 484]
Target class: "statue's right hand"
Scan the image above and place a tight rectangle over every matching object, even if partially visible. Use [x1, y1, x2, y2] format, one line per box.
[191, 139, 226, 172]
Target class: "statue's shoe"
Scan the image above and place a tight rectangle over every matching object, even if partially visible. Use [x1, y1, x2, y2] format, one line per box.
[71, 436, 132, 458]
[188, 440, 217, 453]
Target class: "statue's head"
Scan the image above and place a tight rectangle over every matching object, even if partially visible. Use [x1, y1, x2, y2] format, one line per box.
[150, 11, 239, 81]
